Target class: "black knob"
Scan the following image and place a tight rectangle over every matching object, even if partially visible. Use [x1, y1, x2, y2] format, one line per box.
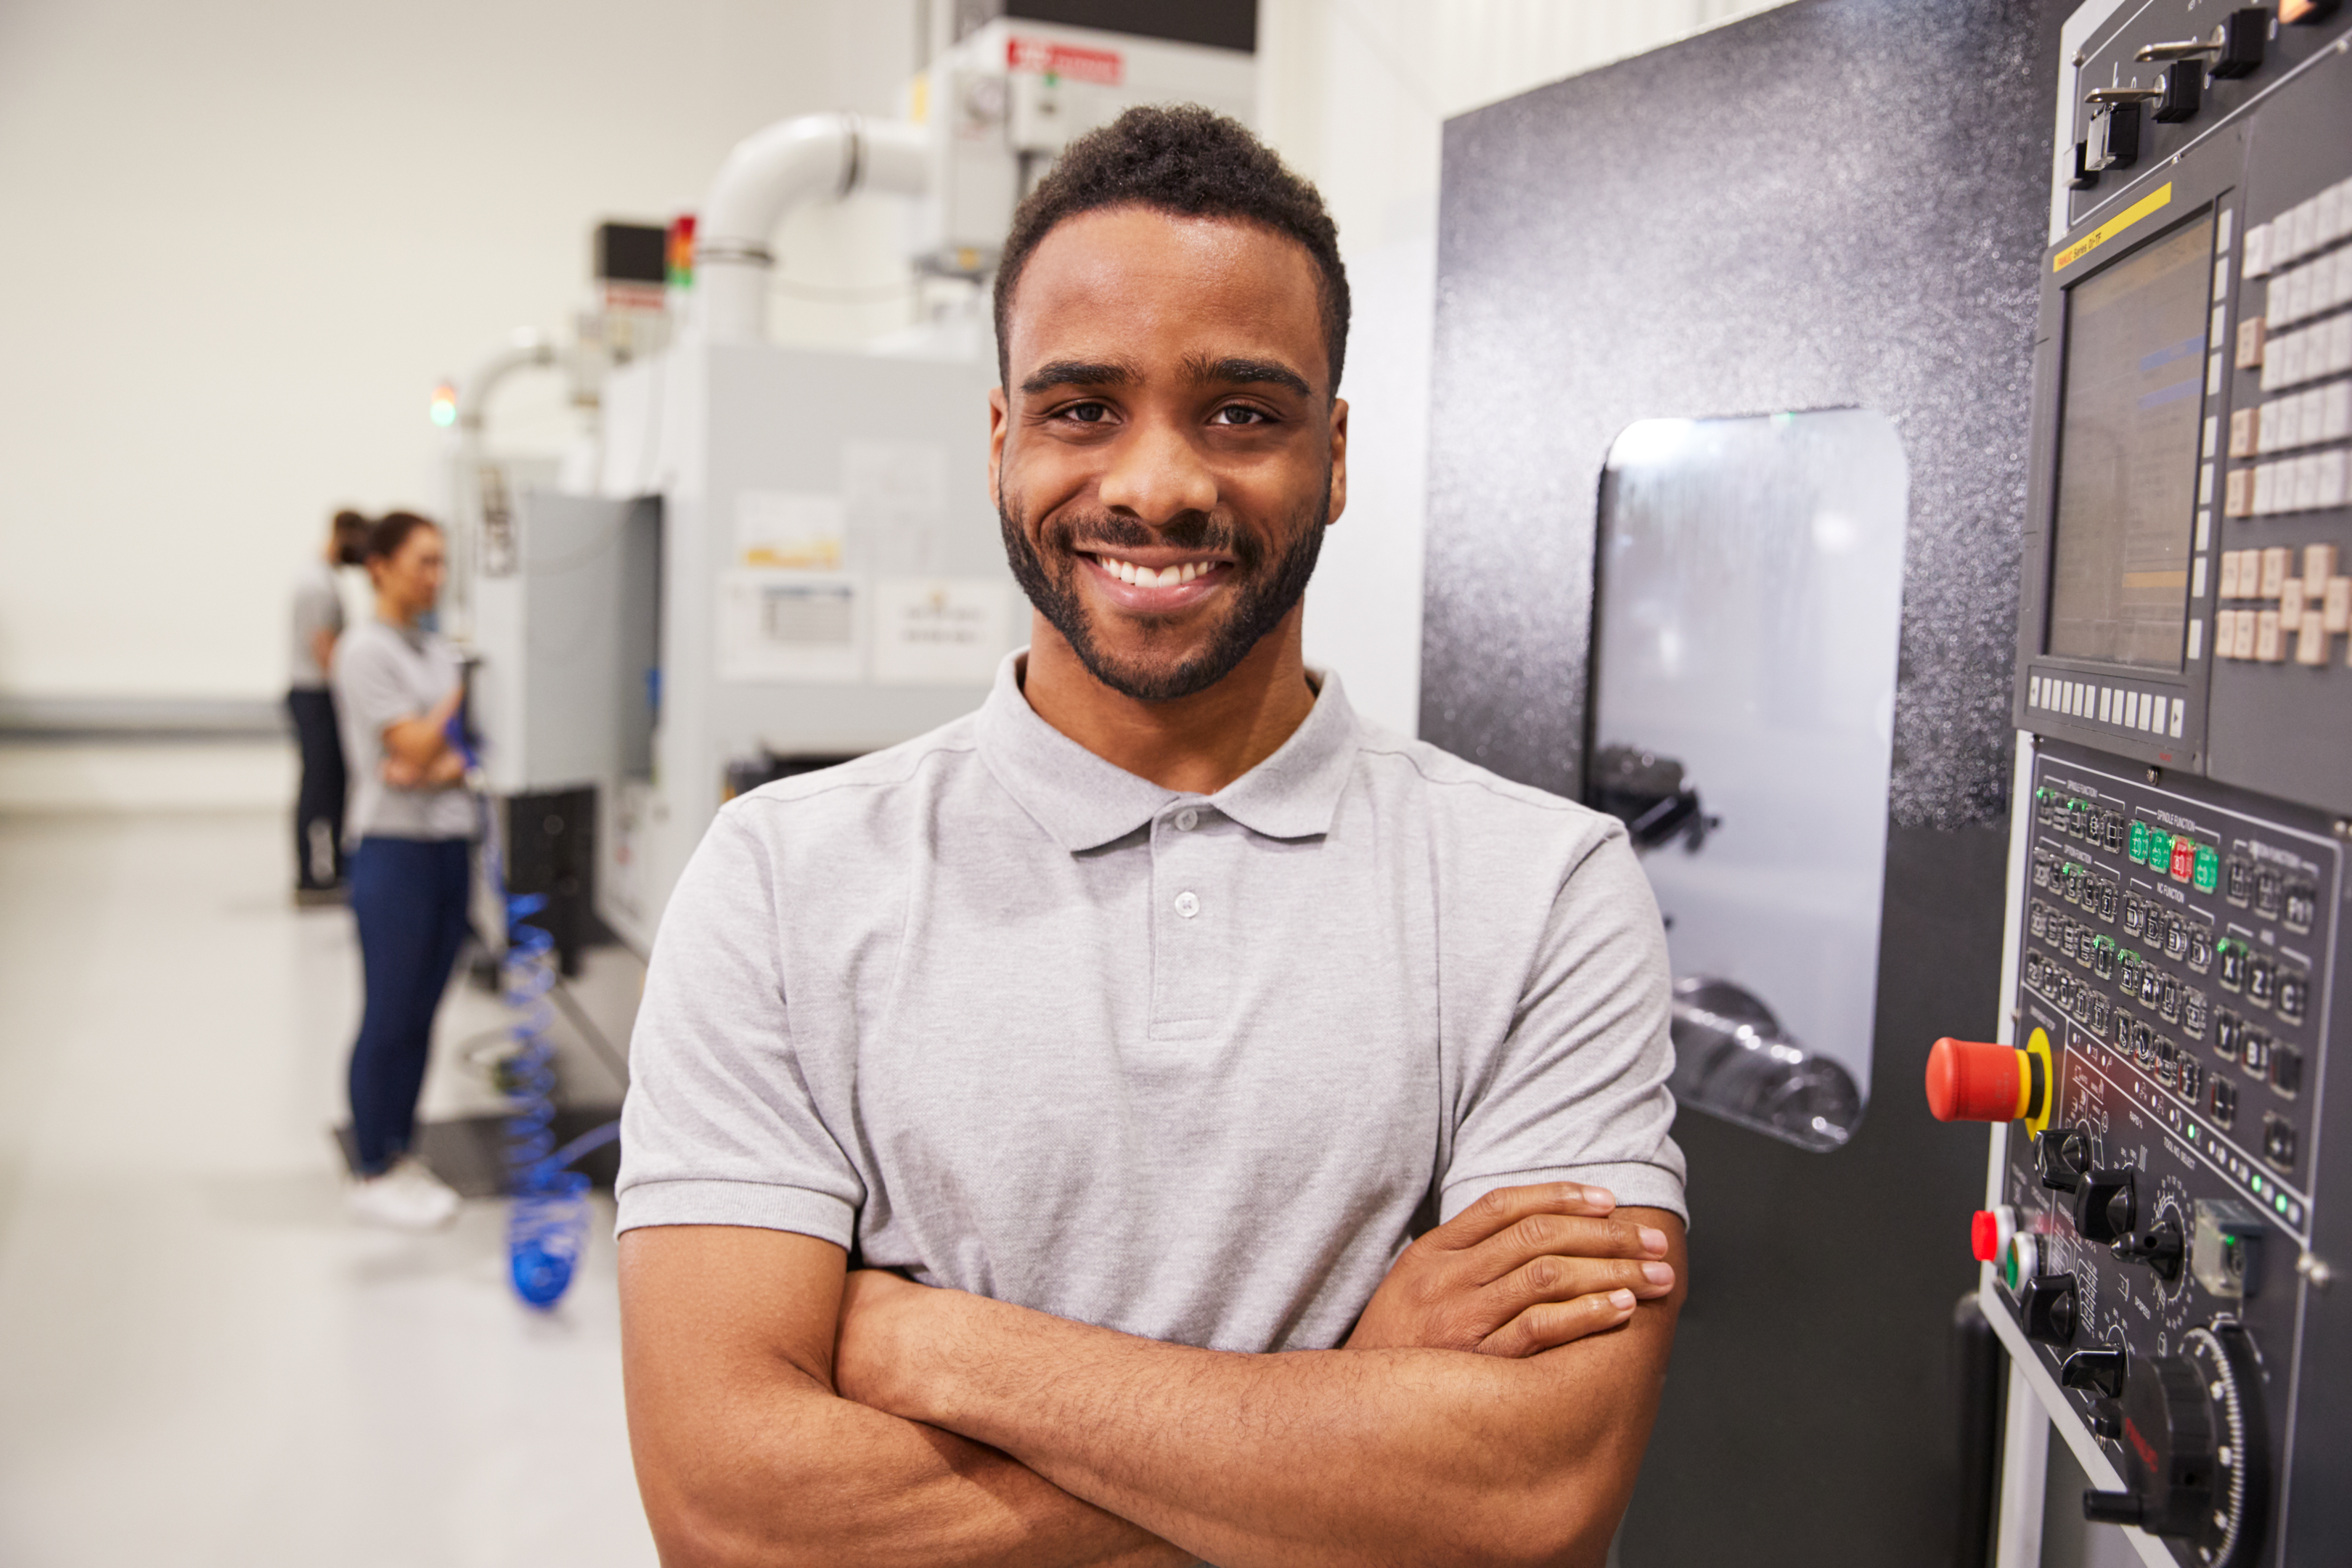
[2077, 1169, 2136, 1243]
[2086, 1405, 2122, 1440]
[2113, 1222, 2186, 1281]
[2088, 1347, 2218, 1541]
[2153, 58, 2203, 122]
[2022, 1275, 2078, 1346]
[2062, 1347, 2128, 1398]
[2212, 8, 2268, 77]
[2038, 1127, 2091, 1193]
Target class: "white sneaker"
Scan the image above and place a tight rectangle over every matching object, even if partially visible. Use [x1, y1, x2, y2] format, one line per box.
[348, 1156, 462, 1230]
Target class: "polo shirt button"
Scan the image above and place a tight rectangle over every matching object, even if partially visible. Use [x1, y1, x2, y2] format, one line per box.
[1175, 809, 1199, 831]
[1174, 890, 1201, 918]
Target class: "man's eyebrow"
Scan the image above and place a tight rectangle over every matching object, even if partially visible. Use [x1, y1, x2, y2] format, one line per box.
[1020, 359, 1138, 395]
[1185, 354, 1312, 398]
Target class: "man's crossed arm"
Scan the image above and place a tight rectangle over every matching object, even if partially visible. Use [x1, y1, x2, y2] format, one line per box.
[620, 1184, 1686, 1568]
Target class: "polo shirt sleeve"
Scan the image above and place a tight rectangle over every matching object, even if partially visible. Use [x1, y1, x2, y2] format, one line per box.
[614, 807, 866, 1244]
[332, 632, 417, 742]
[1439, 822, 1689, 1228]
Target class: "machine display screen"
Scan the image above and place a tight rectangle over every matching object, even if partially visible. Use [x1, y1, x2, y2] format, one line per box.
[2045, 211, 2214, 669]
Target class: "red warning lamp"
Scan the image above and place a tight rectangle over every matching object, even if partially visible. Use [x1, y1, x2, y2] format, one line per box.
[667, 214, 696, 290]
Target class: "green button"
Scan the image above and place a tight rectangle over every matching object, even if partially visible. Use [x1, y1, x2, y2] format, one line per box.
[2147, 829, 2173, 870]
[2128, 820, 2150, 865]
[2194, 844, 2221, 893]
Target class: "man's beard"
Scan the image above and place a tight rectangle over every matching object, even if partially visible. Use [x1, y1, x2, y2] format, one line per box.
[998, 478, 1329, 703]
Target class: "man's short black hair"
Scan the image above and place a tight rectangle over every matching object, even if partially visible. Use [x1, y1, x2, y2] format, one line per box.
[992, 105, 1349, 396]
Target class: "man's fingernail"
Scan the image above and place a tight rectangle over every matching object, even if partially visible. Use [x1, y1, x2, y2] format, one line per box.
[1639, 1225, 1667, 1253]
[1642, 1262, 1673, 1286]
[1588, 1186, 1616, 1207]
[1609, 1289, 1636, 1310]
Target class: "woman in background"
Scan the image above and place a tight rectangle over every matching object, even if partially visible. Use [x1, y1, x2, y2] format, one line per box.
[286, 507, 371, 902]
[332, 512, 472, 1229]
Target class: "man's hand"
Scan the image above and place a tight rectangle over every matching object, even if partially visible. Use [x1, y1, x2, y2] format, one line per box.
[828, 1211, 1687, 1568]
[1346, 1182, 1675, 1357]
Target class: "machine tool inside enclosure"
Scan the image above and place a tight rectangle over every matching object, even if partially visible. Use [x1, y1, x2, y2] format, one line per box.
[1937, 4, 2352, 1564]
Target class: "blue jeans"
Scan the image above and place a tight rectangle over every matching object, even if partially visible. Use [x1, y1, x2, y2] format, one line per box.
[347, 836, 473, 1175]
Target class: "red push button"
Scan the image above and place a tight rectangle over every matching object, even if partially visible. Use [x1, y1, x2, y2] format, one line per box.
[1972, 1211, 2002, 1262]
[1926, 1037, 2027, 1122]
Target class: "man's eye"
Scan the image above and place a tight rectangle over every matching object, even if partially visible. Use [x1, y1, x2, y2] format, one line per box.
[1211, 405, 1272, 426]
[1059, 401, 1111, 424]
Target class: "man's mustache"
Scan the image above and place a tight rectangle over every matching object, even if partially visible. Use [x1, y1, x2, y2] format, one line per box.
[1040, 510, 1259, 565]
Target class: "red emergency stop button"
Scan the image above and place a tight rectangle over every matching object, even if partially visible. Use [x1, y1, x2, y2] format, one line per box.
[1926, 1037, 2043, 1122]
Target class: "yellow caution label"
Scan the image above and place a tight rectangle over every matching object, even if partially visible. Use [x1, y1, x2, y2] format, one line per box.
[2055, 183, 2174, 272]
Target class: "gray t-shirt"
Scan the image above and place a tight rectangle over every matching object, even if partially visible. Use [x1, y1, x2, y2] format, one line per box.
[618, 653, 1685, 1355]
[331, 618, 475, 844]
[289, 560, 345, 690]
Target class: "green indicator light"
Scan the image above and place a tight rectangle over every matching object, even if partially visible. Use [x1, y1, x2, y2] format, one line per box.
[2147, 829, 2173, 869]
[2128, 820, 2150, 864]
[2252, 1174, 2265, 1193]
[2194, 844, 2221, 893]
[2187, 1122, 2199, 1139]
[2277, 1194, 2290, 1214]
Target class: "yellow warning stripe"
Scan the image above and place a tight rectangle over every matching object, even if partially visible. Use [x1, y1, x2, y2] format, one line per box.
[2055, 183, 2174, 272]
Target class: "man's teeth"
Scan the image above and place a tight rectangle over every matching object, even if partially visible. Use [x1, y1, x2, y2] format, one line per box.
[1101, 557, 1213, 587]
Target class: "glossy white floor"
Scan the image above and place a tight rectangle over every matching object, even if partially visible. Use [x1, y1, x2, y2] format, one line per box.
[0, 807, 655, 1567]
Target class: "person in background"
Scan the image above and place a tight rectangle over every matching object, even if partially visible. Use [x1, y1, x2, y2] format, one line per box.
[332, 511, 473, 1230]
[287, 508, 371, 903]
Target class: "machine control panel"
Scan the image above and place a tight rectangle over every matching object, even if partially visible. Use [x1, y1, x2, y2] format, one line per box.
[1988, 741, 2345, 1566]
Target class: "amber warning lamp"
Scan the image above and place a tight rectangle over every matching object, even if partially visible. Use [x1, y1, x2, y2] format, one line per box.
[1924, 1027, 2056, 1136]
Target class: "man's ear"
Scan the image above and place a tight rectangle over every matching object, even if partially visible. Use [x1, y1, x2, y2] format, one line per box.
[1326, 396, 1349, 528]
[987, 387, 1010, 504]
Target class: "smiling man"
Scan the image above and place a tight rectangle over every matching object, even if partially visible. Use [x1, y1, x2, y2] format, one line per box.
[617, 107, 1688, 1568]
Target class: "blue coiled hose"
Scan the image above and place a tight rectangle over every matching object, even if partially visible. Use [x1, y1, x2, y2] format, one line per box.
[454, 712, 621, 1309]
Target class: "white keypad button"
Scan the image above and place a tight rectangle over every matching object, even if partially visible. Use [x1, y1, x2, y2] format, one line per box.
[2329, 315, 2352, 375]
[2317, 451, 2348, 510]
[2215, 609, 2240, 658]
[2245, 222, 2271, 279]
[2323, 577, 2352, 634]
[2219, 552, 2242, 598]
[2234, 610, 2259, 659]
[2324, 381, 2352, 443]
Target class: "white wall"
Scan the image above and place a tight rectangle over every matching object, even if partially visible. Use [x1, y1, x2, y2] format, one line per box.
[0, 0, 916, 703]
[1258, 0, 1792, 736]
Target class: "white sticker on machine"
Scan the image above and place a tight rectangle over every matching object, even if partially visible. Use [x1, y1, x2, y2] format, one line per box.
[871, 576, 1012, 686]
[716, 568, 863, 683]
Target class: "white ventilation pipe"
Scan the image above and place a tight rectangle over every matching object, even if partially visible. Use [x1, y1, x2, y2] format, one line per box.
[457, 328, 559, 430]
[695, 112, 931, 344]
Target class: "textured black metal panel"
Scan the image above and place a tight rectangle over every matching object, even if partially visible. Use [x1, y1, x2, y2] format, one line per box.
[1423, 0, 2059, 830]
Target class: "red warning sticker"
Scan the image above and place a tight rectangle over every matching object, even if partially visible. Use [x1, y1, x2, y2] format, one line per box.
[1008, 37, 1123, 86]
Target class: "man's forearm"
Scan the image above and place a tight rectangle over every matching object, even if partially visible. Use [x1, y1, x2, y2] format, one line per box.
[840, 1216, 1686, 1568]
[619, 1227, 1188, 1568]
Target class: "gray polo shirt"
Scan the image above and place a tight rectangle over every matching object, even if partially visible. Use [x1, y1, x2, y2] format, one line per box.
[289, 559, 345, 690]
[618, 653, 1684, 1355]
[331, 618, 475, 844]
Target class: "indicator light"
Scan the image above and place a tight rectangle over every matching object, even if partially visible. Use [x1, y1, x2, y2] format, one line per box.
[667, 214, 697, 290]
[2146, 828, 2173, 872]
[2193, 844, 2220, 893]
[429, 380, 458, 428]
[2170, 838, 2196, 882]
[2128, 820, 2150, 863]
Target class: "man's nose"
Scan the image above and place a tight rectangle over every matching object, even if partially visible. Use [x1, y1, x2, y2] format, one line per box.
[1095, 415, 1217, 526]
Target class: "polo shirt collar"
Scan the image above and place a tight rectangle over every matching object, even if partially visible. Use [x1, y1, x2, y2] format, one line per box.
[977, 650, 1362, 852]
